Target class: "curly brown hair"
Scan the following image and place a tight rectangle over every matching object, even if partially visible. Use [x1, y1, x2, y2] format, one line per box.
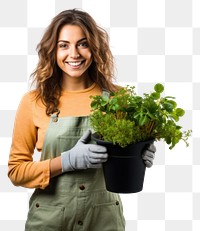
[31, 9, 119, 115]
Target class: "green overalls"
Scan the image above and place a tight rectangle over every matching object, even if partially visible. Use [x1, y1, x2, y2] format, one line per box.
[25, 114, 125, 231]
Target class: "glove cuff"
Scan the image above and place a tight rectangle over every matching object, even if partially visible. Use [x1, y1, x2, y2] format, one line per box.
[61, 151, 75, 172]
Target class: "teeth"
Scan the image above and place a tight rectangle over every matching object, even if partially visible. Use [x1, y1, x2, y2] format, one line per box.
[68, 61, 82, 66]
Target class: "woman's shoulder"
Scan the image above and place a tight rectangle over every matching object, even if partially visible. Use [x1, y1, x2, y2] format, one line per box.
[17, 90, 46, 118]
[113, 84, 123, 91]
[19, 90, 42, 107]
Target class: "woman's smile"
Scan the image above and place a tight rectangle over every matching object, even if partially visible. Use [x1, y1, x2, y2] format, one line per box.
[65, 60, 86, 68]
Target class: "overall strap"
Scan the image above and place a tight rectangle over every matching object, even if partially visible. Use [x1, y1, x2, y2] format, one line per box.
[102, 89, 110, 98]
[50, 110, 60, 123]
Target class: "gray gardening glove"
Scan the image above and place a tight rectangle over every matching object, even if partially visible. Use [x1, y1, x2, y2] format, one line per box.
[142, 143, 156, 168]
[61, 130, 108, 172]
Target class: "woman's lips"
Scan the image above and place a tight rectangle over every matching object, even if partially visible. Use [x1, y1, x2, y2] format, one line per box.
[66, 60, 85, 67]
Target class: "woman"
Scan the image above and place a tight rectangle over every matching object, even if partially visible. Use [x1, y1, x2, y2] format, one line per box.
[8, 9, 155, 230]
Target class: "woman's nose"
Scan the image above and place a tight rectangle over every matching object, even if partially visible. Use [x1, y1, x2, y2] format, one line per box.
[69, 46, 80, 59]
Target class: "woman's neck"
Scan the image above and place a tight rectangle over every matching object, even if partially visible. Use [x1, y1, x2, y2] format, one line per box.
[62, 75, 93, 92]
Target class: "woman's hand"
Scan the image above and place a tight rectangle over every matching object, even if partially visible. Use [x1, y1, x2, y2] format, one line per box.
[142, 143, 156, 168]
[61, 130, 108, 172]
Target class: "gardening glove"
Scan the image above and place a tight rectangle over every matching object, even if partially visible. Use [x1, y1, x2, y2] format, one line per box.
[142, 143, 156, 168]
[61, 130, 108, 172]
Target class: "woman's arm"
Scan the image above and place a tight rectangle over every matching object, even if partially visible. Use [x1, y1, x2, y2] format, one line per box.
[8, 92, 51, 189]
[50, 156, 62, 178]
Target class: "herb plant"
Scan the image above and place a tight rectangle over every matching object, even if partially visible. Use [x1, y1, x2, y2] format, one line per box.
[90, 83, 191, 149]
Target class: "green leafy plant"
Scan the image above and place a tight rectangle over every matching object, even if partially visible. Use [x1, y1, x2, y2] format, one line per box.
[90, 83, 192, 149]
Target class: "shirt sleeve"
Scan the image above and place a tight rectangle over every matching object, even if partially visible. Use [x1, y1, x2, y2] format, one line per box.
[8, 92, 50, 189]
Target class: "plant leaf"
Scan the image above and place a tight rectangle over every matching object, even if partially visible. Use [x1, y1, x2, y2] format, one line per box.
[175, 108, 185, 117]
[151, 92, 160, 99]
[154, 83, 164, 93]
[163, 102, 174, 112]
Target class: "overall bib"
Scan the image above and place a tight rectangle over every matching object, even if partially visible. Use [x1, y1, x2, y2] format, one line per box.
[25, 114, 125, 231]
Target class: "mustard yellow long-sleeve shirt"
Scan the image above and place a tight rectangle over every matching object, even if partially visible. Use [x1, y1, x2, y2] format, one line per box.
[8, 83, 101, 189]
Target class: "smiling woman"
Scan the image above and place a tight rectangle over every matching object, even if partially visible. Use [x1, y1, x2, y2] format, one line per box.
[8, 8, 155, 231]
[8, 9, 126, 231]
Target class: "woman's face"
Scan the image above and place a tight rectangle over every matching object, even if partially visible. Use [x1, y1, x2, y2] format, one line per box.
[56, 24, 92, 80]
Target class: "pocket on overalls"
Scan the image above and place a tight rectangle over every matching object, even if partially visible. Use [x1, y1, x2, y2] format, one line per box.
[59, 135, 80, 153]
[25, 201, 65, 231]
[89, 191, 125, 231]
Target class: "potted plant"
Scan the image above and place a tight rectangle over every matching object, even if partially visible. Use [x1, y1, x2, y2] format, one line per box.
[90, 83, 191, 193]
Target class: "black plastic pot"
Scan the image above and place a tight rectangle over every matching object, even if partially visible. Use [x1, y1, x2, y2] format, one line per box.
[92, 133, 153, 193]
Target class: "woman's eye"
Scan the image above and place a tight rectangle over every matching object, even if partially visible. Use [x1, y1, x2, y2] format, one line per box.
[78, 42, 88, 48]
[58, 43, 68, 49]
